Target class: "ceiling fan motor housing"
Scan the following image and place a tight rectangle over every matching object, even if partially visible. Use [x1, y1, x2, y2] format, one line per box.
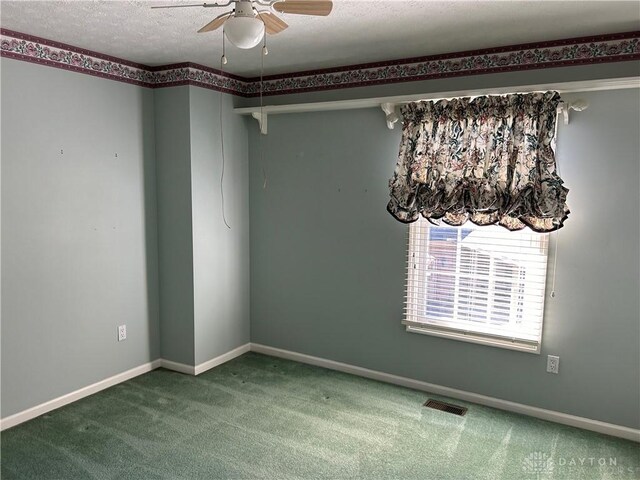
[234, 1, 255, 18]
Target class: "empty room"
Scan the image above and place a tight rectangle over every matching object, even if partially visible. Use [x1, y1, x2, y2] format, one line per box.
[1, 0, 639, 478]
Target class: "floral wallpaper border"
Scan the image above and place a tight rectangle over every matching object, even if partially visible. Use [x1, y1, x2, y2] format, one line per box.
[247, 32, 640, 96]
[1, 28, 638, 98]
[0, 29, 249, 95]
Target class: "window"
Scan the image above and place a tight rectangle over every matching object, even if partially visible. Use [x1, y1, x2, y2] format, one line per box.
[403, 219, 549, 353]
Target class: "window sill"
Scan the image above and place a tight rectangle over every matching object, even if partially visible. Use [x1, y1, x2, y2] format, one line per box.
[405, 325, 541, 354]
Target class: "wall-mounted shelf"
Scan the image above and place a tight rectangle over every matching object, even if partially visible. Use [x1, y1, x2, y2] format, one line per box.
[235, 77, 639, 134]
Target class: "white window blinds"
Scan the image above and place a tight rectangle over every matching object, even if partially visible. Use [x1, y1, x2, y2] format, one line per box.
[403, 220, 549, 352]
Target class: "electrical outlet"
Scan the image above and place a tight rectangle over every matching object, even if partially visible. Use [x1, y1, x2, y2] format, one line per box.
[118, 325, 127, 342]
[547, 355, 559, 374]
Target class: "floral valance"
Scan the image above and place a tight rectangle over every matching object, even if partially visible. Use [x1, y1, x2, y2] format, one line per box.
[387, 91, 569, 232]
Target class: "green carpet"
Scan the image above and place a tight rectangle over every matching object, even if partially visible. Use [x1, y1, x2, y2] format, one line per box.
[1, 353, 638, 479]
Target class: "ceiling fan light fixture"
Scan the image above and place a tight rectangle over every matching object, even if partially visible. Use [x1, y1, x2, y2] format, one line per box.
[224, 16, 265, 49]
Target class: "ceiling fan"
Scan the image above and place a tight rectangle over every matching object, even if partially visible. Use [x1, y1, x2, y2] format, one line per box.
[152, 0, 333, 49]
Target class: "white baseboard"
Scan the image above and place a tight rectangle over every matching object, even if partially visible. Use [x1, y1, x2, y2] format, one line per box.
[4, 343, 637, 442]
[159, 358, 195, 375]
[194, 343, 251, 375]
[250, 343, 640, 442]
[0, 359, 162, 431]
[1, 343, 252, 431]
[159, 343, 251, 376]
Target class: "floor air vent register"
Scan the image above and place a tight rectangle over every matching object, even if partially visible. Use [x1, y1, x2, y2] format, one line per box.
[423, 399, 468, 416]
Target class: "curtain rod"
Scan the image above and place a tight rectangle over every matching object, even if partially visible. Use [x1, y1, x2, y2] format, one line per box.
[234, 76, 639, 134]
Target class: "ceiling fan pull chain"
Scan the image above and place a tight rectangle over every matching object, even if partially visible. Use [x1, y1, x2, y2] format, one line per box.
[262, 32, 269, 56]
[260, 36, 268, 188]
[221, 32, 228, 64]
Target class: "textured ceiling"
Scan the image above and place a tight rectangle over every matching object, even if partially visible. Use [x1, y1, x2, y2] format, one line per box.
[1, 1, 639, 77]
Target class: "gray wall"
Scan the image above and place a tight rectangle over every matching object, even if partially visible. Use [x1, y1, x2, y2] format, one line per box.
[1, 52, 638, 431]
[248, 88, 640, 429]
[154, 86, 251, 366]
[1, 58, 160, 417]
[189, 88, 250, 364]
[1, 66, 251, 417]
[154, 87, 196, 365]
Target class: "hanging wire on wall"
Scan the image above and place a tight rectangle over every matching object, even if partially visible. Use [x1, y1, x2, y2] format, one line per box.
[216, 24, 269, 228]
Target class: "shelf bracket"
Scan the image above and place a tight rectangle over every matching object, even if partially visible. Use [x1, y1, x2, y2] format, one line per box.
[252, 111, 268, 135]
[559, 99, 589, 125]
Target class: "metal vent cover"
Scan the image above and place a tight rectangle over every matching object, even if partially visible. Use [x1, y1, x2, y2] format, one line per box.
[423, 399, 468, 416]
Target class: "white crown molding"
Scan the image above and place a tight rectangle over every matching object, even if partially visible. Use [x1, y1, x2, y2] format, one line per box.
[250, 343, 640, 442]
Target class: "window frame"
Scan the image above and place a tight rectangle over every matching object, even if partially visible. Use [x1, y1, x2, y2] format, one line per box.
[403, 220, 550, 354]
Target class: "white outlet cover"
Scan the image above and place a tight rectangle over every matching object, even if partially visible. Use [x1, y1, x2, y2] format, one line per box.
[118, 325, 127, 342]
[547, 355, 559, 374]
